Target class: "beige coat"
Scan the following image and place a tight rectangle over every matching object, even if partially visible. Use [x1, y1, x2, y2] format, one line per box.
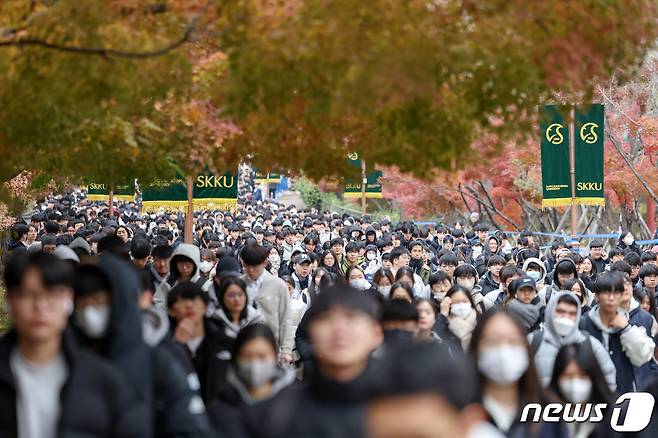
[241, 271, 293, 355]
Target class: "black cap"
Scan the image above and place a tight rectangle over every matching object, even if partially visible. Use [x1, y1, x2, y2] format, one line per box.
[513, 276, 537, 293]
[294, 253, 311, 265]
[216, 256, 241, 278]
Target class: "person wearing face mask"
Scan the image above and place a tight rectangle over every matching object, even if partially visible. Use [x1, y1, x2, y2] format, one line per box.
[504, 277, 545, 334]
[543, 343, 617, 438]
[363, 244, 381, 281]
[617, 230, 641, 256]
[0, 252, 148, 438]
[72, 257, 159, 437]
[453, 264, 486, 314]
[379, 299, 419, 347]
[371, 268, 395, 300]
[207, 324, 296, 437]
[522, 257, 547, 290]
[267, 247, 282, 276]
[527, 292, 616, 391]
[408, 241, 432, 285]
[436, 285, 479, 353]
[199, 248, 217, 281]
[471, 310, 546, 437]
[428, 271, 453, 305]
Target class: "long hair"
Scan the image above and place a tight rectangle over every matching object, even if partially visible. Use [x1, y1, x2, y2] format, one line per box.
[549, 343, 614, 404]
[469, 309, 546, 404]
[217, 276, 249, 322]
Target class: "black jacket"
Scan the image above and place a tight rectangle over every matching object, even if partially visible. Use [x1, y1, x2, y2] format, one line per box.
[0, 330, 148, 437]
[247, 364, 376, 438]
[177, 317, 234, 403]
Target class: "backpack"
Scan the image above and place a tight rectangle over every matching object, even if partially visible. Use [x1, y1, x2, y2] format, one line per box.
[529, 328, 594, 357]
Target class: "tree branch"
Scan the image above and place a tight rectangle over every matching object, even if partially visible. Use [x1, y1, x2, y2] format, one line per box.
[0, 16, 198, 59]
[607, 130, 658, 205]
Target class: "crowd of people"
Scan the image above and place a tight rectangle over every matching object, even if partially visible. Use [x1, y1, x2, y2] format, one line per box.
[4, 184, 658, 438]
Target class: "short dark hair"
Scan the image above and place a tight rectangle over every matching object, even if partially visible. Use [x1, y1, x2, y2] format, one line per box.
[40, 234, 58, 247]
[381, 299, 418, 323]
[167, 281, 209, 309]
[487, 254, 506, 267]
[639, 263, 658, 279]
[641, 251, 657, 264]
[594, 272, 625, 294]
[130, 238, 152, 260]
[151, 244, 173, 260]
[232, 323, 277, 363]
[453, 264, 478, 279]
[306, 285, 380, 323]
[609, 261, 631, 276]
[389, 247, 410, 264]
[240, 244, 269, 266]
[389, 282, 414, 302]
[624, 252, 642, 267]
[4, 252, 74, 293]
[438, 253, 459, 267]
[556, 293, 579, 308]
[429, 271, 451, 287]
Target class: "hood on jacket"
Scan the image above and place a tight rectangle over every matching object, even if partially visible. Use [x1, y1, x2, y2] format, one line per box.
[551, 258, 578, 289]
[142, 305, 170, 347]
[587, 304, 627, 334]
[214, 306, 263, 338]
[224, 363, 296, 404]
[523, 257, 547, 283]
[74, 254, 152, 411]
[69, 236, 92, 255]
[168, 243, 201, 284]
[54, 245, 80, 263]
[544, 291, 583, 345]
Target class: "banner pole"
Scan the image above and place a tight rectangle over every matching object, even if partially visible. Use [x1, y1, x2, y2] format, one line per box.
[570, 107, 577, 239]
[361, 159, 367, 216]
[108, 185, 114, 219]
[184, 176, 193, 244]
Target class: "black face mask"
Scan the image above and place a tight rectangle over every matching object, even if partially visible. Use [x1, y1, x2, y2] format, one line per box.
[384, 329, 415, 344]
[409, 257, 423, 269]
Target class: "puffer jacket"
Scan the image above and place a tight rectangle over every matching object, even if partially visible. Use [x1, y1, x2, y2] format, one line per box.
[528, 291, 616, 391]
[213, 306, 264, 339]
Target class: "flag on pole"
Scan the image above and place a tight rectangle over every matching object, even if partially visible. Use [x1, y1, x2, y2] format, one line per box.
[540, 105, 573, 208]
[574, 104, 605, 206]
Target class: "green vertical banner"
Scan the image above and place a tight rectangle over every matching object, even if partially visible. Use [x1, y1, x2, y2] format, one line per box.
[141, 173, 238, 212]
[86, 181, 134, 202]
[574, 104, 605, 206]
[344, 153, 383, 199]
[540, 105, 572, 208]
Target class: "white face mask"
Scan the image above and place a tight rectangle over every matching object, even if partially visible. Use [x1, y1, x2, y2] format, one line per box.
[451, 302, 472, 318]
[526, 271, 541, 281]
[433, 292, 446, 301]
[378, 285, 392, 297]
[199, 261, 214, 274]
[501, 242, 513, 255]
[559, 378, 592, 403]
[478, 345, 528, 384]
[349, 279, 371, 290]
[269, 254, 280, 266]
[76, 304, 110, 339]
[457, 278, 476, 290]
[553, 317, 576, 337]
[366, 252, 376, 261]
[237, 360, 278, 388]
[623, 234, 635, 246]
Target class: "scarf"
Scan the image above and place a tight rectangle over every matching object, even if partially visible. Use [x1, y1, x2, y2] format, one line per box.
[507, 298, 541, 331]
[448, 310, 478, 351]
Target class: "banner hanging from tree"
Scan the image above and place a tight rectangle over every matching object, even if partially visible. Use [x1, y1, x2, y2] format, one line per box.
[141, 173, 238, 212]
[540, 105, 572, 208]
[344, 153, 383, 199]
[86, 181, 135, 202]
[574, 104, 605, 206]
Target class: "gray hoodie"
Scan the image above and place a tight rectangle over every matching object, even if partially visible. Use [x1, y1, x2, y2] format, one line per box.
[529, 291, 617, 391]
[153, 243, 211, 310]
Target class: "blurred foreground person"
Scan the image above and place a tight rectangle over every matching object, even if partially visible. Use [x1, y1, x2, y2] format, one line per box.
[208, 324, 296, 437]
[0, 252, 146, 437]
[366, 342, 504, 438]
[252, 285, 383, 437]
[73, 256, 210, 437]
